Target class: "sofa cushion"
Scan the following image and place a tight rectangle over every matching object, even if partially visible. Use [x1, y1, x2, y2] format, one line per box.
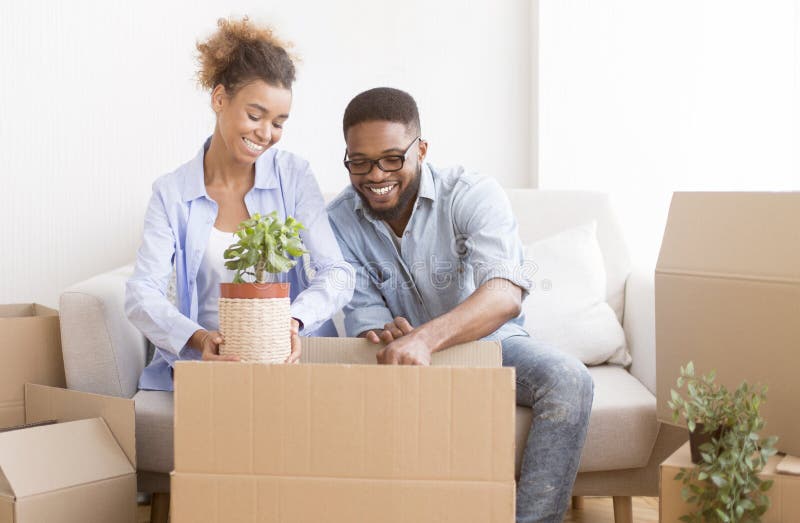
[506, 190, 631, 323]
[522, 221, 630, 366]
[514, 365, 658, 476]
[134, 390, 174, 474]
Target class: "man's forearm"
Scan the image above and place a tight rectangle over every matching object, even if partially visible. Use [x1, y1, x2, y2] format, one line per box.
[414, 278, 522, 353]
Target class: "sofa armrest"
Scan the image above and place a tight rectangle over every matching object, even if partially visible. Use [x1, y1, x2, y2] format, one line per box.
[623, 266, 656, 395]
[59, 264, 146, 398]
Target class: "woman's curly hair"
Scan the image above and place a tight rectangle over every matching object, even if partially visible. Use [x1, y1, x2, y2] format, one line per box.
[196, 17, 295, 94]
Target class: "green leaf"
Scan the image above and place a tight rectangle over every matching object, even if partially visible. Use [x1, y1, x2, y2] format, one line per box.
[285, 238, 307, 257]
[739, 499, 755, 511]
[710, 474, 728, 488]
[698, 442, 715, 453]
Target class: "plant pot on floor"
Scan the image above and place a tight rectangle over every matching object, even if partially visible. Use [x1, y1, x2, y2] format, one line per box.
[218, 282, 291, 363]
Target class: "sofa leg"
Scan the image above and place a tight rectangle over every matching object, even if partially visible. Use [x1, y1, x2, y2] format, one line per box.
[612, 496, 632, 523]
[150, 492, 170, 523]
[571, 496, 584, 510]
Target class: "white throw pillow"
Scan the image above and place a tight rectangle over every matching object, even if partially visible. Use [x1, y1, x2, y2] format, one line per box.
[521, 221, 631, 366]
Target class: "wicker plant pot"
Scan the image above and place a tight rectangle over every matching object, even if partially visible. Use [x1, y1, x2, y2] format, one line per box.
[218, 282, 291, 363]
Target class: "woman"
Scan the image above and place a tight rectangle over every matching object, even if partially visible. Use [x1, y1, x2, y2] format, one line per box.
[126, 17, 354, 391]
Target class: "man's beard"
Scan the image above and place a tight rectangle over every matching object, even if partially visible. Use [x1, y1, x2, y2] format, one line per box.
[358, 164, 422, 222]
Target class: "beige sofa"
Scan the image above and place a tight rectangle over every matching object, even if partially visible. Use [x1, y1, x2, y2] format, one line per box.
[59, 189, 685, 523]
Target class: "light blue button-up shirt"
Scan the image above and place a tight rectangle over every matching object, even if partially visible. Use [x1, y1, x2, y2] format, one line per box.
[126, 139, 354, 391]
[326, 163, 531, 340]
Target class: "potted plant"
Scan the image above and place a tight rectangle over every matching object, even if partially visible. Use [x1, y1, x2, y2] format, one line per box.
[218, 211, 307, 363]
[668, 362, 729, 463]
[669, 361, 778, 522]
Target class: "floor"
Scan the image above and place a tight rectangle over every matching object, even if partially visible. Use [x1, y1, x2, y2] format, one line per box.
[137, 496, 659, 522]
[564, 497, 658, 522]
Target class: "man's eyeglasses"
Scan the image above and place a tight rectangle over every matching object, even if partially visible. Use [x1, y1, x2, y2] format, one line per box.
[343, 136, 421, 175]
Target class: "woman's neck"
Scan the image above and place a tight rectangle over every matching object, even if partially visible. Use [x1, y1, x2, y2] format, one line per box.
[203, 128, 255, 190]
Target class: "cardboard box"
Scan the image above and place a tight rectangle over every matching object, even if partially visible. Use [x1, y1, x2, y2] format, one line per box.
[172, 337, 515, 522]
[660, 442, 800, 522]
[0, 384, 136, 523]
[0, 304, 66, 429]
[655, 192, 800, 456]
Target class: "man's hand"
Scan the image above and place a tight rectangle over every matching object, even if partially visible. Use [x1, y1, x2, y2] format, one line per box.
[365, 316, 414, 344]
[377, 333, 432, 366]
[190, 330, 239, 362]
[284, 318, 302, 364]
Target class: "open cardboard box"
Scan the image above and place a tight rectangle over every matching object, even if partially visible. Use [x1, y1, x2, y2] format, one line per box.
[0, 385, 136, 523]
[171, 337, 516, 522]
[0, 304, 66, 429]
[656, 192, 800, 456]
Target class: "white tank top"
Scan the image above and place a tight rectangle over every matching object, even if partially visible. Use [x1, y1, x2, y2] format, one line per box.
[196, 227, 238, 331]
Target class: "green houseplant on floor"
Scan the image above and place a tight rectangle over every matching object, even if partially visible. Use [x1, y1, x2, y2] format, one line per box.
[218, 211, 307, 363]
[668, 361, 778, 523]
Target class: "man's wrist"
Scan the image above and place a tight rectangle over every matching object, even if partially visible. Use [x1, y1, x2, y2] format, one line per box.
[411, 324, 444, 354]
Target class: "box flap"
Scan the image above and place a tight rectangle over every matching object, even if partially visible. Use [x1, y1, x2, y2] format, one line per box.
[0, 304, 35, 318]
[0, 468, 12, 498]
[31, 304, 58, 317]
[0, 496, 13, 523]
[174, 362, 515, 481]
[301, 337, 502, 367]
[0, 304, 58, 318]
[656, 192, 800, 281]
[24, 385, 135, 467]
[1, 307, 64, 430]
[14, 474, 136, 523]
[0, 418, 134, 498]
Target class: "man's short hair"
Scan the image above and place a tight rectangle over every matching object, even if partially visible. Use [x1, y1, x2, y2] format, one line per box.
[342, 87, 421, 137]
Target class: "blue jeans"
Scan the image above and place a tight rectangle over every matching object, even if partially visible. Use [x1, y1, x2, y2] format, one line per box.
[502, 335, 594, 523]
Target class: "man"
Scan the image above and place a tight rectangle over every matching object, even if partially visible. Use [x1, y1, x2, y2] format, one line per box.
[326, 87, 593, 523]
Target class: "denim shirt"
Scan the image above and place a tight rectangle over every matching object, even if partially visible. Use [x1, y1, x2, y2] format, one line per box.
[326, 163, 530, 340]
[126, 139, 354, 391]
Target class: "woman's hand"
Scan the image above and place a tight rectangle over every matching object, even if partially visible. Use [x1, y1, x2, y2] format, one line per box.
[189, 329, 239, 361]
[285, 318, 302, 364]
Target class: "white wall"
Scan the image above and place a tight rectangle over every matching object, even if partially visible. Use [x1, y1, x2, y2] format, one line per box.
[0, 0, 533, 307]
[539, 0, 800, 267]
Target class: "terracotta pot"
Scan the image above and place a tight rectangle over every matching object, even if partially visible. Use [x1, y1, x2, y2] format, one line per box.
[689, 423, 724, 464]
[220, 282, 290, 299]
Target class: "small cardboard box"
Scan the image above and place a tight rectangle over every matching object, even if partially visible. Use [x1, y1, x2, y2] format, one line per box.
[660, 442, 800, 522]
[0, 384, 136, 523]
[655, 192, 800, 456]
[171, 337, 515, 522]
[0, 304, 66, 429]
